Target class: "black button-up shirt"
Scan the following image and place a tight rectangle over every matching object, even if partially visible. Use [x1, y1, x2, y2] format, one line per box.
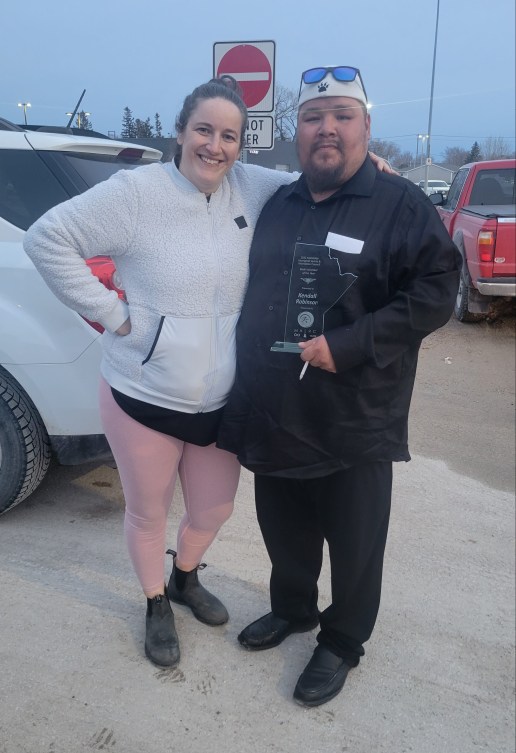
[218, 157, 461, 478]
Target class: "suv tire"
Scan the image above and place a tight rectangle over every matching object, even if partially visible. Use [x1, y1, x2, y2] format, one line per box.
[0, 367, 51, 515]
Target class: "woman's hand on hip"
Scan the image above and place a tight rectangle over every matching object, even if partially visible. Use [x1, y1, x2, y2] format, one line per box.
[115, 318, 131, 336]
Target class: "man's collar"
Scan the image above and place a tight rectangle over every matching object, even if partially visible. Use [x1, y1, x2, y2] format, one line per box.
[287, 154, 376, 202]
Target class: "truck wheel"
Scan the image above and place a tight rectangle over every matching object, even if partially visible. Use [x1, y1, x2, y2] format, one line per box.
[454, 265, 483, 323]
[0, 368, 51, 515]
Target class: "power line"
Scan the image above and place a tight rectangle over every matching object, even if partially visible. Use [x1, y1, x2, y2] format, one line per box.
[368, 86, 514, 110]
[375, 133, 515, 141]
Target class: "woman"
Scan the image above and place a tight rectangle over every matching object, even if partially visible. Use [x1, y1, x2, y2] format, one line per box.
[24, 77, 390, 668]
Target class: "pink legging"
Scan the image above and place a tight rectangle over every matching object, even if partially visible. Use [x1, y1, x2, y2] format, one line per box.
[99, 378, 241, 595]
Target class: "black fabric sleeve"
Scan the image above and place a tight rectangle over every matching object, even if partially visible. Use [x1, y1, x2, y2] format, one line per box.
[325, 197, 461, 373]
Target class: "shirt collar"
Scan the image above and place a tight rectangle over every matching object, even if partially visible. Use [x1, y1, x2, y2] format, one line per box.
[162, 158, 200, 193]
[287, 154, 376, 203]
[162, 157, 228, 198]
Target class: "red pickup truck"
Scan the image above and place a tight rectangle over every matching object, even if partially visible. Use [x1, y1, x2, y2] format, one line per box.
[431, 159, 515, 321]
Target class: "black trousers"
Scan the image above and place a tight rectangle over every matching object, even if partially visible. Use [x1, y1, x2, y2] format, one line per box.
[254, 462, 392, 666]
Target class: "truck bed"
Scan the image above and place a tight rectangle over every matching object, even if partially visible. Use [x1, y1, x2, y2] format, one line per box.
[461, 205, 516, 218]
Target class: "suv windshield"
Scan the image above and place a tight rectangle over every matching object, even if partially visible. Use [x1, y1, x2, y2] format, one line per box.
[0, 149, 156, 231]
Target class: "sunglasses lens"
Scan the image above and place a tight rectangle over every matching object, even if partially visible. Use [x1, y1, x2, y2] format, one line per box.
[332, 67, 358, 82]
[302, 68, 328, 84]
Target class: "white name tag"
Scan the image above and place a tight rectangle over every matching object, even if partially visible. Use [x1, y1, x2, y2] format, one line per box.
[325, 232, 364, 255]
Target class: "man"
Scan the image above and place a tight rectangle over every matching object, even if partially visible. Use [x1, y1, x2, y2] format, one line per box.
[218, 65, 460, 707]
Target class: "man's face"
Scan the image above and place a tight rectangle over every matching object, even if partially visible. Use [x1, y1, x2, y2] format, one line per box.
[296, 96, 371, 196]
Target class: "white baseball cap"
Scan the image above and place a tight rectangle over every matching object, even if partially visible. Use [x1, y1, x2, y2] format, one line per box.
[298, 66, 368, 108]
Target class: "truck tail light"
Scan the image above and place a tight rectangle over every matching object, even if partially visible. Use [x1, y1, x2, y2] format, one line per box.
[477, 231, 495, 262]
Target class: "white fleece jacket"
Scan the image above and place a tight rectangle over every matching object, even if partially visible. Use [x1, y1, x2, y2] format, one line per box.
[24, 160, 294, 413]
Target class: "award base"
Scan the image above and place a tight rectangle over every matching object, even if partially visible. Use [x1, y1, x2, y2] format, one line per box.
[270, 341, 303, 353]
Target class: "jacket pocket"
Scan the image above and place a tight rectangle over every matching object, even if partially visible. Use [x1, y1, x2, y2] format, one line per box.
[141, 316, 212, 406]
[142, 316, 165, 365]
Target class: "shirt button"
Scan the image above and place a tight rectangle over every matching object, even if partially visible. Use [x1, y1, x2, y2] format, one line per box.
[268, 305, 274, 310]
[296, 235, 302, 241]
[311, 205, 316, 210]
[283, 270, 289, 275]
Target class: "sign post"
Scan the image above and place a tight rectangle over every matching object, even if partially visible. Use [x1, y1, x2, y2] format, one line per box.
[213, 40, 275, 150]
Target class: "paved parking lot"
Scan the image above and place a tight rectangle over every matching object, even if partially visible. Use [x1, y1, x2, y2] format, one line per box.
[0, 316, 514, 753]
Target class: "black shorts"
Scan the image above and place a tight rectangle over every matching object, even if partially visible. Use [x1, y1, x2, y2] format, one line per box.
[110, 388, 224, 447]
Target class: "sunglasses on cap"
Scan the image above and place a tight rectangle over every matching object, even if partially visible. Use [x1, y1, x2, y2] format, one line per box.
[298, 66, 368, 102]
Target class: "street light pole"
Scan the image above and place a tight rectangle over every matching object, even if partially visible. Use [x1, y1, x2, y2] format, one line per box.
[17, 102, 31, 125]
[66, 111, 91, 128]
[423, 0, 441, 194]
[416, 134, 424, 166]
[420, 134, 429, 165]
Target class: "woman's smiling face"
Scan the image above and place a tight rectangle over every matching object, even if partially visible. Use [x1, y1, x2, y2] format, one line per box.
[177, 97, 244, 194]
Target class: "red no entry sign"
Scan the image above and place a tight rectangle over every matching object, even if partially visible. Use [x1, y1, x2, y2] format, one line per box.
[214, 41, 275, 112]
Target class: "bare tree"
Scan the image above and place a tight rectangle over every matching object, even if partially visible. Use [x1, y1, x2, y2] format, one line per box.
[481, 137, 515, 160]
[393, 151, 413, 170]
[442, 146, 469, 169]
[368, 139, 401, 165]
[274, 84, 298, 141]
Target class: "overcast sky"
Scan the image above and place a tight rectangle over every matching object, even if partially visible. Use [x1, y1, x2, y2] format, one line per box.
[3, 0, 515, 160]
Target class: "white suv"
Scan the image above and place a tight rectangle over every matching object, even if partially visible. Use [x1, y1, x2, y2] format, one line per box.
[417, 179, 450, 198]
[0, 119, 162, 514]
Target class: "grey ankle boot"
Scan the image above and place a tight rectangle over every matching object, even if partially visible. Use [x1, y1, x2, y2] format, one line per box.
[145, 590, 180, 667]
[166, 549, 229, 626]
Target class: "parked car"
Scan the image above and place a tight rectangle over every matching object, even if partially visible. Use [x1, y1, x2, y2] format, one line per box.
[418, 179, 450, 198]
[431, 159, 516, 321]
[0, 118, 162, 514]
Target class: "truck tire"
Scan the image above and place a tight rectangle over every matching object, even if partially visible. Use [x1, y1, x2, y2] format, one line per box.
[454, 262, 483, 323]
[0, 367, 51, 515]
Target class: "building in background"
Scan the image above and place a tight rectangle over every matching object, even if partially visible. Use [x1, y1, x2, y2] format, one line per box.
[400, 164, 455, 184]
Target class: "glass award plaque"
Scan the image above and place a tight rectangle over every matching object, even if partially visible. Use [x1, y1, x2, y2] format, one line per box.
[271, 243, 357, 353]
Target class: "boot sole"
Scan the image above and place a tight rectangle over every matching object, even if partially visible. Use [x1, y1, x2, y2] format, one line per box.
[144, 645, 181, 668]
[293, 684, 344, 707]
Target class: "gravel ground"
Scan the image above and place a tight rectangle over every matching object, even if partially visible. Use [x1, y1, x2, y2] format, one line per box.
[0, 313, 514, 753]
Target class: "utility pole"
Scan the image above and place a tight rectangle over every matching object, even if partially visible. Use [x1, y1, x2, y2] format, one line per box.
[423, 0, 440, 194]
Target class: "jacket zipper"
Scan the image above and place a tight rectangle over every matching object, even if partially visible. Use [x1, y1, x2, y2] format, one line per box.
[199, 196, 218, 411]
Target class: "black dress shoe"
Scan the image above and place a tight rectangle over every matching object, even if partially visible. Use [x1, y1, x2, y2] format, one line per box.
[293, 645, 351, 707]
[238, 611, 319, 651]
